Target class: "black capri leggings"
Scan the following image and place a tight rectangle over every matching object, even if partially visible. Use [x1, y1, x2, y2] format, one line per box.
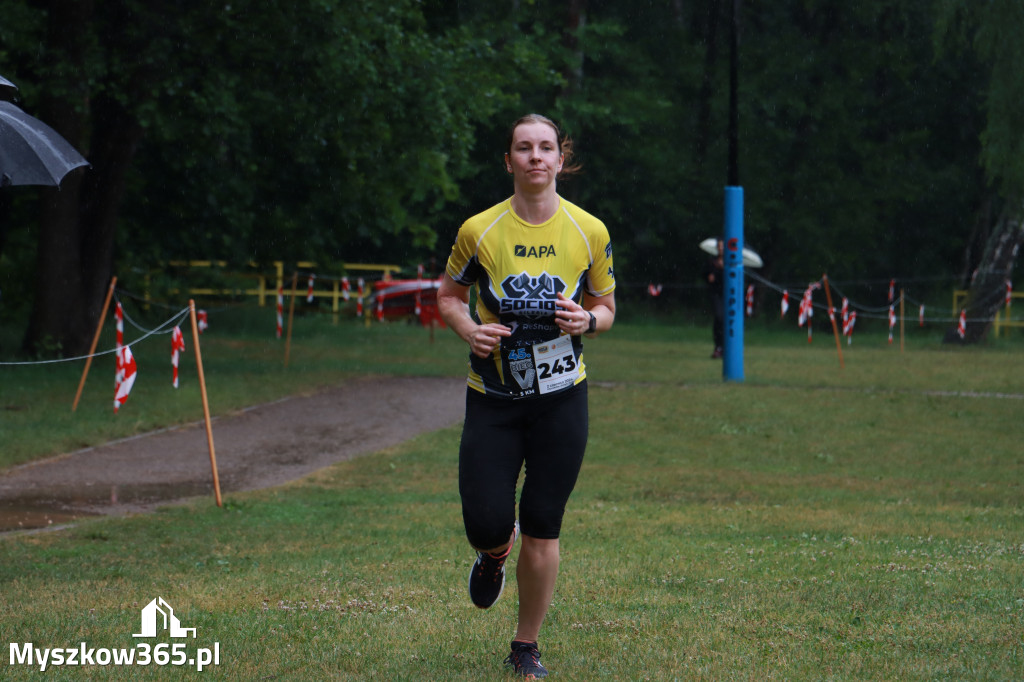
[459, 381, 588, 549]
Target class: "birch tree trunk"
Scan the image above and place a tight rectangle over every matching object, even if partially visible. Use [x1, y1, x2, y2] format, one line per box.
[944, 198, 1024, 344]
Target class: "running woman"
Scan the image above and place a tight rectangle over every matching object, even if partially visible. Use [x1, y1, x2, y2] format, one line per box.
[437, 113, 616, 678]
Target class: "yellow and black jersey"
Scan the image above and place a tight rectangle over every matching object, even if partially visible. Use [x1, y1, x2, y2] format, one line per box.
[446, 196, 615, 399]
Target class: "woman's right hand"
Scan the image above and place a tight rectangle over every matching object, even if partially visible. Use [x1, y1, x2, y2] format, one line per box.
[437, 273, 511, 358]
[467, 323, 512, 359]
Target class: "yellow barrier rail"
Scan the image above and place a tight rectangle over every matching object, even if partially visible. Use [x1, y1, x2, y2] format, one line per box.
[158, 261, 403, 312]
[952, 290, 1024, 337]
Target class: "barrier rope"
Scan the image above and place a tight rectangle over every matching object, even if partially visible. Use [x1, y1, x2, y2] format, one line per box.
[2, 267, 1019, 367]
[0, 302, 190, 366]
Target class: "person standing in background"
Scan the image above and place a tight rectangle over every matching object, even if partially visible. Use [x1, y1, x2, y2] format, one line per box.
[704, 238, 725, 358]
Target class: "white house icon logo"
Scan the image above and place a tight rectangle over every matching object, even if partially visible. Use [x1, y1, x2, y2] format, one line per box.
[132, 597, 196, 638]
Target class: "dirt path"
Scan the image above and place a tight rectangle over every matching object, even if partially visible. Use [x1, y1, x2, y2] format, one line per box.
[0, 375, 466, 533]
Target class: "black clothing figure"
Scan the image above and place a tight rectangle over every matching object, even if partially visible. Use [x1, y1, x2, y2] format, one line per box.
[703, 240, 724, 359]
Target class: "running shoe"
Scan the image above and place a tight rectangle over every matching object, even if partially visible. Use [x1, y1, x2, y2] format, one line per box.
[468, 521, 519, 609]
[504, 640, 548, 678]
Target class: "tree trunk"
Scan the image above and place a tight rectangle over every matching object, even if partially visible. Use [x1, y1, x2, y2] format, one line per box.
[77, 93, 145, 343]
[563, 0, 587, 96]
[20, 0, 144, 358]
[559, 0, 587, 205]
[944, 198, 1024, 344]
[22, 0, 93, 357]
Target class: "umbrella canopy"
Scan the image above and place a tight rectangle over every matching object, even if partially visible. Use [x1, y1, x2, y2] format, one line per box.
[0, 75, 15, 90]
[0, 100, 89, 187]
[699, 237, 764, 268]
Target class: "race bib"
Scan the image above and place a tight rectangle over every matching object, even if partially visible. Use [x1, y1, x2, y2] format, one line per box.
[532, 335, 580, 394]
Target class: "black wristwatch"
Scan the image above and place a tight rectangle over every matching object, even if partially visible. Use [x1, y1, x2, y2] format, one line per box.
[586, 311, 597, 334]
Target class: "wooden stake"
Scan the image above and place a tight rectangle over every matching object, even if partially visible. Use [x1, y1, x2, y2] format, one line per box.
[72, 276, 118, 412]
[189, 299, 222, 507]
[285, 271, 298, 367]
[822, 274, 845, 369]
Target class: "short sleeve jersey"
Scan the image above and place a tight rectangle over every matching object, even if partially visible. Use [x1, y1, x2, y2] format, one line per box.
[446, 196, 616, 400]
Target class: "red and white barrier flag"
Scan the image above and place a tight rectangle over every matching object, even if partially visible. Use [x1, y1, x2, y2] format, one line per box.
[197, 310, 208, 333]
[356, 278, 365, 317]
[1007, 279, 1013, 307]
[115, 301, 125, 348]
[841, 298, 849, 329]
[276, 285, 284, 338]
[888, 279, 895, 303]
[171, 325, 185, 388]
[801, 283, 819, 342]
[844, 311, 857, 344]
[919, 305, 925, 327]
[114, 301, 129, 412]
[888, 305, 896, 344]
[341, 277, 351, 302]
[780, 290, 789, 318]
[648, 283, 663, 297]
[114, 345, 137, 413]
[798, 287, 813, 327]
[746, 284, 754, 316]
[306, 274, 315, 303]
[957, 309, 966, 339]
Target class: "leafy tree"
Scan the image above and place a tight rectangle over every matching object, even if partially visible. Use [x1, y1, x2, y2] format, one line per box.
[936, 0, 1024, 342]
[445, 1, 988, 310]
[0, 0, 1008, 355]
[1, 0, 548, 355]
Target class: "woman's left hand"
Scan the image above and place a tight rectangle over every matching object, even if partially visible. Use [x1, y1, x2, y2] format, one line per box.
[554, 292, 591, 336]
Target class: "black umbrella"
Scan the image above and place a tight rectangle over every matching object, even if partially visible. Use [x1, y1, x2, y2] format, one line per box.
[0, 100, 89, 187]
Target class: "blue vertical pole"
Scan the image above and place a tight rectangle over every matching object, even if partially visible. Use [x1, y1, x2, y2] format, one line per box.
[723, 186, 744, 382]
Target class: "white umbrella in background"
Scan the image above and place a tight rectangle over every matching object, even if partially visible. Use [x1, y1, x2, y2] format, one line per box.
[699, 237, 763, 268]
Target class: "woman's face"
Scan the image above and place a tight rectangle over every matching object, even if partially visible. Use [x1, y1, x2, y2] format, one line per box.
[506, 121, 563, 192]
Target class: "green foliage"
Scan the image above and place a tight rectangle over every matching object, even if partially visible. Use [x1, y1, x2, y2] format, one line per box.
[936, 0, 1024, 201]
[117, 1, 540, 267]
[0, 0, 1016, 326]
[443, 1, 989, 299]
[731, 2, 981, 286]
[973, 1, 1024, 200]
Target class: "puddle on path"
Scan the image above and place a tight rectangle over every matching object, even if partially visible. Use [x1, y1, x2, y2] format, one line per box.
[0, 502, 92, 532]
[0, 482, 216, 533]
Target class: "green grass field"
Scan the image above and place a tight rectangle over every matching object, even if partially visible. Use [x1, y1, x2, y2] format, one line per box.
[1, 309, 1022, 680]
